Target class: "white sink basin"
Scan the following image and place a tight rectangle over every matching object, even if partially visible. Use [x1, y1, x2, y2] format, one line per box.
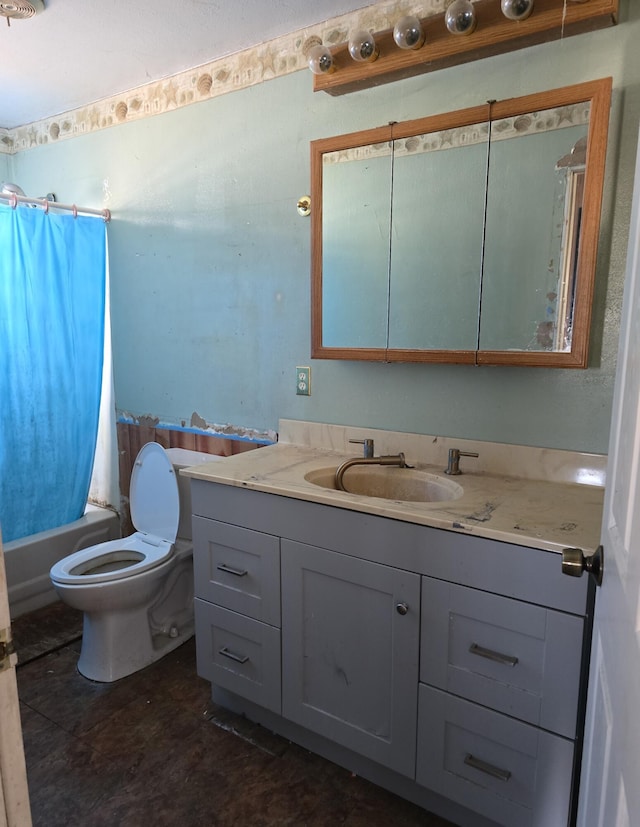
[304, 465, 464, 504]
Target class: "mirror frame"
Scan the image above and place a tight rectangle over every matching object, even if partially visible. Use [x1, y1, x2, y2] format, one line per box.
[310, 77, 612, 367]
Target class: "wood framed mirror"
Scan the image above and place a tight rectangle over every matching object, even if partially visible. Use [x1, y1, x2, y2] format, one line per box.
[310, 77, 612, 367]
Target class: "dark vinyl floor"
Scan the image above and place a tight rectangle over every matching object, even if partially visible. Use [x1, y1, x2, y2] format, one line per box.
[13, 602, 456, 827]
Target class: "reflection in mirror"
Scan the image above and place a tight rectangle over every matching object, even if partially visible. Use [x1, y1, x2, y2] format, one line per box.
[554, 137, 586, 351]
[322, 146, 392, 348]
[311, 78, 611, 367]
[479, 103, 590, 353]
[388, 125, 488, 351]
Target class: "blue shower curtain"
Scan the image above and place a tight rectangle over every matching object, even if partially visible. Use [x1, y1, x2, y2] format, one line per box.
[0, 205, 106, 543]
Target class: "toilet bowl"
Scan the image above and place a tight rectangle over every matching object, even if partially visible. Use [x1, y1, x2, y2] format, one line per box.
[50, 443, 222, 682]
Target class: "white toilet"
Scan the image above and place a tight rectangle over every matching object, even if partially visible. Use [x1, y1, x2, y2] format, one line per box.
[50, 443, 221, 682]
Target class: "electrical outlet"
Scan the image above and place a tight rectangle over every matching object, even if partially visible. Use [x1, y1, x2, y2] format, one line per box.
[296, 366, 311, 396]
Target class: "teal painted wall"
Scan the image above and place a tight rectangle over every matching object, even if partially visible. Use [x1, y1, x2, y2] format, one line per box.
[9, 2, 640, 453]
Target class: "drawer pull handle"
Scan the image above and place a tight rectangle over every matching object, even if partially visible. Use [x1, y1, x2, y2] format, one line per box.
[464, 753, 512, 783]
[219, 646, 249, 665]
[217, 563, 248, 577]
[469, 642, 518, 667]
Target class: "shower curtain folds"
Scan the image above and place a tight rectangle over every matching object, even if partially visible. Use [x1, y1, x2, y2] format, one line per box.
[0, 205, 107, 543]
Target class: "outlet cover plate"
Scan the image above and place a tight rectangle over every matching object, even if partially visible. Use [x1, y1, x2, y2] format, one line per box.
[296, 366, 311, 396]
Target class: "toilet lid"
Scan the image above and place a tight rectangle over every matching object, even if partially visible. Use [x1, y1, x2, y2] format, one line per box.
[130, 442, 179, 543]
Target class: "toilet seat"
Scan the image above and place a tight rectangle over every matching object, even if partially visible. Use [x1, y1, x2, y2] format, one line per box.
[50, 443, 180, 586]
[50, 534, 174, 585]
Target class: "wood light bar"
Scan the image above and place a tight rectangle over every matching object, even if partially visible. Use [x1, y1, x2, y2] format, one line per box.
[313, 0, 618, 96]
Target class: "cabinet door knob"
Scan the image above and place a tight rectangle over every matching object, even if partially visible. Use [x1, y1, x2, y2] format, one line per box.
[562, 544, 603, 587]
[396, 602, 408, 615]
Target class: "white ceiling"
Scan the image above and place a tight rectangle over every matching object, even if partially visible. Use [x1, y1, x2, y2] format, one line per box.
[0, 0, 371, 129]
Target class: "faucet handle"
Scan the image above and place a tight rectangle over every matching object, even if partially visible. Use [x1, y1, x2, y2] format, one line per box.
[349, 438, 374, 458]
[445, 448, 479, 475]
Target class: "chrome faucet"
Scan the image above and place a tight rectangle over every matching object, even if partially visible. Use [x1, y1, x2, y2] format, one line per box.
[335, 439, 412, 491]
[445, 448, 479, 475]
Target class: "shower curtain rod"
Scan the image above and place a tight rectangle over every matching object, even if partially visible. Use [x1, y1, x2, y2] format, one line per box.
[0, 191, 111, 222]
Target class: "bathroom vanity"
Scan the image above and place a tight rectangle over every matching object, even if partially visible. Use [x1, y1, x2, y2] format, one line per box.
[184, 421, 605, 827]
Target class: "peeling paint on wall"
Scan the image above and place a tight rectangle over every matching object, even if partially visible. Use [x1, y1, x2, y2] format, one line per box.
[190, 411, 208, 430]
[134, 414, 161, 428]
[118, 410, 276, 444]
[189, 411, 277, 442]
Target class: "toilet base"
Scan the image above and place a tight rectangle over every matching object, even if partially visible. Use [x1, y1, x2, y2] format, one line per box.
[78, 606, 194, 682]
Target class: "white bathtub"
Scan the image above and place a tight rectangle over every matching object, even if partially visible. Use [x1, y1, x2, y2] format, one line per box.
[4, 505, 121, 618]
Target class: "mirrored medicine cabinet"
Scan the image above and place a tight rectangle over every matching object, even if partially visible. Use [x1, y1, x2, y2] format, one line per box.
[310, 77, 612, 367]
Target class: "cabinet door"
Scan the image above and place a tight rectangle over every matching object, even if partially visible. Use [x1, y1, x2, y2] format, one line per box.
[281, 540, 420, 778]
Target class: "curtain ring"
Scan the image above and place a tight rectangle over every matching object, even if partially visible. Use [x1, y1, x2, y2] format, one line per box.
[72, 204, 78, 219]
[10, 193, 17, 209]
[43, 199, 49, 214]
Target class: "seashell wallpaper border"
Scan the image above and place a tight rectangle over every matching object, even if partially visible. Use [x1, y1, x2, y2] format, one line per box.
[324, 102, 591, 164]
[1, 1, 444, 155]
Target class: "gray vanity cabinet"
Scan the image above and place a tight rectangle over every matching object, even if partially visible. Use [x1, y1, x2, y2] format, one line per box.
[191, 480, 592, 827]
[280, 539, 420, 778]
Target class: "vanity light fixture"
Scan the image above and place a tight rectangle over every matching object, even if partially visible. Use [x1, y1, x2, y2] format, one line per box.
[392, 15, 425, 50]
[501, 0, 535, 20]
[308, 0, 617, 93]
[444, 0, 477, 35]
[348, 29, 379, 62]
[307, 43, 334, 75]
[304, 36, 335, 75]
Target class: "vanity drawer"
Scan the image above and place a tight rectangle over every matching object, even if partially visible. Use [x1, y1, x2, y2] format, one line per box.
[195, 599, 281, 714]
[417, 685, 573, 827]
[193, 517, 280, 626]
[420, 577, 583, 739]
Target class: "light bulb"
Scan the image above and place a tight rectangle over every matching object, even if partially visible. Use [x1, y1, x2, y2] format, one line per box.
[393, 16, 425, 50]
[444, 0, 477, 36]
[501, 0, 535, 21]
[348, 29, 379, 63]
[307, 43, 335, 75]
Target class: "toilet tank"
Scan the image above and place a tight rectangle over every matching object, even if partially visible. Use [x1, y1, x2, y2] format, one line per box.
[164, 448, 224, 541]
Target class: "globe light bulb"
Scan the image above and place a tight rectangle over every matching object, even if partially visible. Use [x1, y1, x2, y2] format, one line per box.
[393, 16, 425, 50]
[501, 0, 535, 21]
[307, 43, 335, 75]
[444, 0, 477, 36]
[348, 29, 379, 63]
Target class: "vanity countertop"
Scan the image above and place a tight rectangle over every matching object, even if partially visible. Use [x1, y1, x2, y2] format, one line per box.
[181, 420, 605, 555]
